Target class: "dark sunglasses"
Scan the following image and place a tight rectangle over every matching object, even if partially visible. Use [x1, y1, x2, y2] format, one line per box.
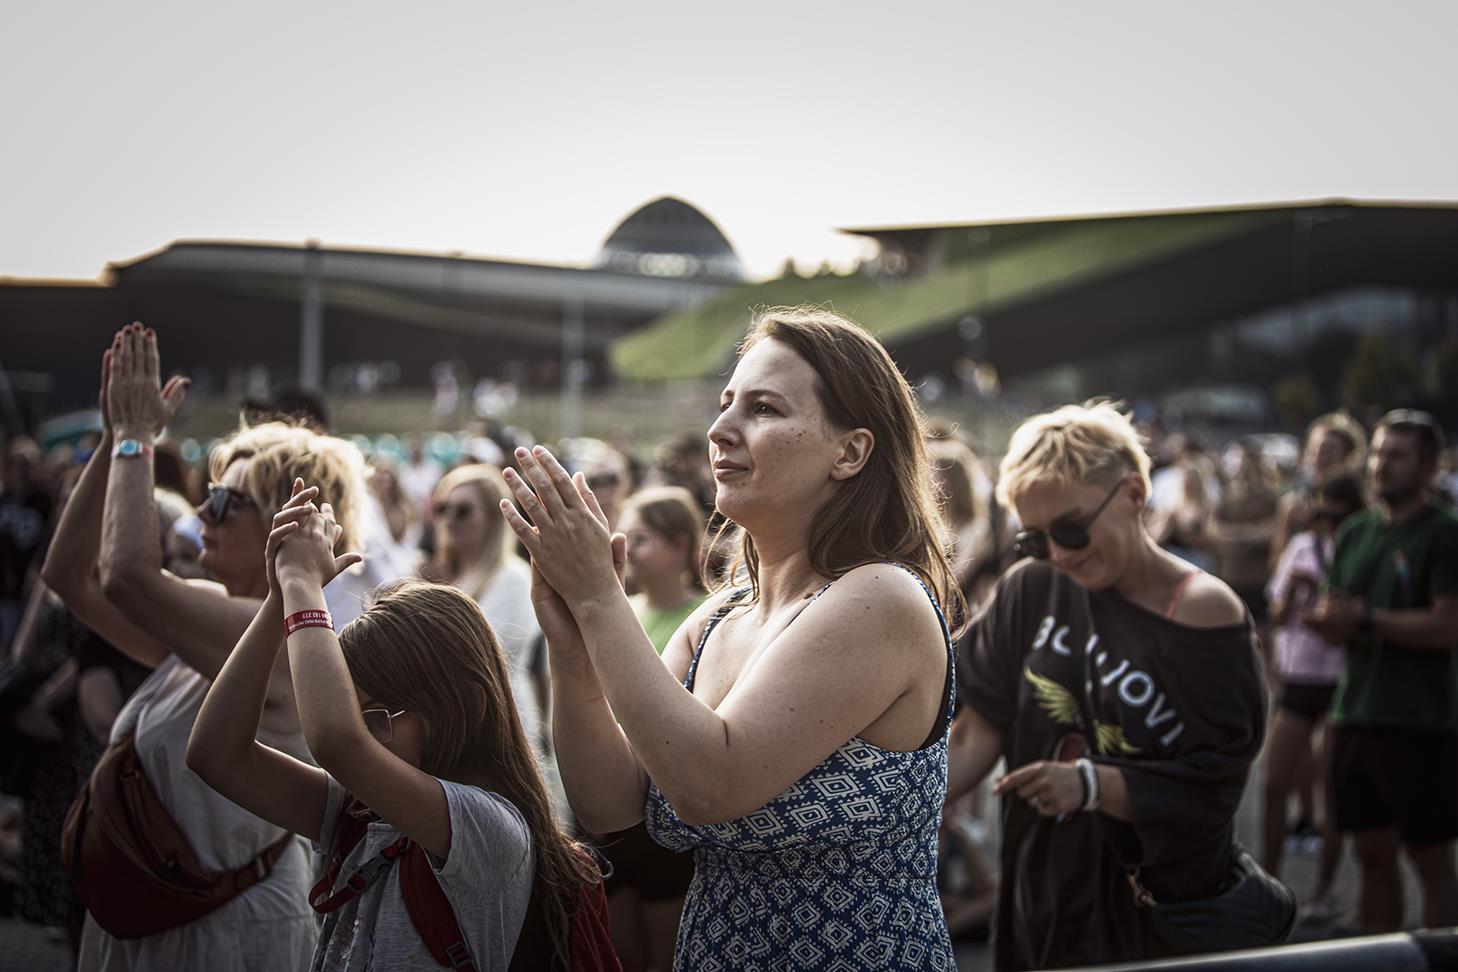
[1012, 478, 1126, 561]
[586, 471, 622, 491]
[361, 707, 406, 744]
[203, 483, 257, 524]
[433, 500, 478, 520]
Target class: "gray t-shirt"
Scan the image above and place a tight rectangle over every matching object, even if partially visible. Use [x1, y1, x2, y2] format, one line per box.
[312, 775, 534, 972]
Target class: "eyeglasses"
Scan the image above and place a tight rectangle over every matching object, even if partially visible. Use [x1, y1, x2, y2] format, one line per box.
[433, 500, 478, 521]
[203, 483, 257, 524]
[1012, 479, 1126, 561]
[360, 707, 407, 744]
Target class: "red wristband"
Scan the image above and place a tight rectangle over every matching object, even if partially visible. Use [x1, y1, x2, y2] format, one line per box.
[284, 609, 334, 637]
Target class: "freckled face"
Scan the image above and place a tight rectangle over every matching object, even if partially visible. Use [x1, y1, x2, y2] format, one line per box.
[706, 339, 844, 525]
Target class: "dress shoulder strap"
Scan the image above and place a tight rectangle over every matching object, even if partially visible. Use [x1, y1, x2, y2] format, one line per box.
[684, 588, 750, 691]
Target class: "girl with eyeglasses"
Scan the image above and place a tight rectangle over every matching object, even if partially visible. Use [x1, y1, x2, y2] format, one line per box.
[187, 483, 607, 970]
[946, 401, 1285, 970]
[41, 325, 368, 971]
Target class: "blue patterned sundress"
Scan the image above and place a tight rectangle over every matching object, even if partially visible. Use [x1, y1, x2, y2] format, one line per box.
[645, 568, 956, 971]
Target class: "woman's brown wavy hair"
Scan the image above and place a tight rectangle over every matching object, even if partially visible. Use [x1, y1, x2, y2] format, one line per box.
[712, 305, 965, 633]
[340, 580, 597, 964]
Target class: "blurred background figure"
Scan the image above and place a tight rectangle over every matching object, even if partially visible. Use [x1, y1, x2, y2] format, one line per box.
[601, 485, 706, 972]
[1209, 438, 1279, 624]
[1262, 473, 1365, 923]
[1, 439, 53, 652]
[424, 464, 554, 789]
[366, 457, 423, 555]
[1147, 433, 1220, 572]
[655, 433, 715, 517]
[928, 436, 997, 610]
[1270, 413, 1367, 573]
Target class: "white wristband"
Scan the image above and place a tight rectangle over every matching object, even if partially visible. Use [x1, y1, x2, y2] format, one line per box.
[1075, 758, 1100, 812]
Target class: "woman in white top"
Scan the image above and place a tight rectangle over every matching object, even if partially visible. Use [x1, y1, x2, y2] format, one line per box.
[427, 464, 548, 754]
[42, 324, 367, 971]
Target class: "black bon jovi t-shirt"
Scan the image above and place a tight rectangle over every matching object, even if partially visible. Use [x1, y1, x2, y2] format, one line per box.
[958, 560, 1265, 971]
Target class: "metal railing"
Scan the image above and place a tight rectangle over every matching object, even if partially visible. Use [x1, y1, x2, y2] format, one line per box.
[1059, 929, 1458, 971]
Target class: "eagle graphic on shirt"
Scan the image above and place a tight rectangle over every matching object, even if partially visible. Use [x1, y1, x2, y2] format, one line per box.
[1024, 668, 1140, 757]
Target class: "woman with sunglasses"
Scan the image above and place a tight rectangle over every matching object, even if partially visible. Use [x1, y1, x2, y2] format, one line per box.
[946, 401, 1280, 970]
[42, 324, 367, 971]
[425, 465, 550, 771]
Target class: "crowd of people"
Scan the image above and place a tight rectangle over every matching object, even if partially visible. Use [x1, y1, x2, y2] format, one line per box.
[0, 310, 1454, 971]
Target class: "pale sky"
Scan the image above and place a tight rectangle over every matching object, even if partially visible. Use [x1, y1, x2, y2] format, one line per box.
[3, 0, 1455, 282]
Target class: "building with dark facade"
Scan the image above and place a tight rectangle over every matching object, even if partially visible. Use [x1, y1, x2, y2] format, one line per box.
[616, 199, 1458, 426]
[1, 196, 742, 431]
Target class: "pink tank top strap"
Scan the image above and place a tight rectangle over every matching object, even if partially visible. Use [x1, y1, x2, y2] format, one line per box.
[1165, 571, 1201, 620]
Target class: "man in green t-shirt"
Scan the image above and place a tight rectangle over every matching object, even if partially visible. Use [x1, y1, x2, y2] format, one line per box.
[1307, 409, 1458, 934]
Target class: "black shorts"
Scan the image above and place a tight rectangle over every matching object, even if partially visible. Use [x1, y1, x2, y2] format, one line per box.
[1278, 682, 1336, 721]
[597, 822, 695, 902]
[1331, 726, 1458, 846]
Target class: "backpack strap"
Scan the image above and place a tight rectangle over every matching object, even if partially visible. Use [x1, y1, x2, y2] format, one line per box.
[399, 843, 477, 971]
[309, 804, 411, 915]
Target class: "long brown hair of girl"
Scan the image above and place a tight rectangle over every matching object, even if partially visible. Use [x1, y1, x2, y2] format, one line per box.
[340, 579, 597, 963]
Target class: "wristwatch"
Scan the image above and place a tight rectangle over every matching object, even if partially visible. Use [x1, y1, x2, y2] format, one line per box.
[112, 438, 154, 460]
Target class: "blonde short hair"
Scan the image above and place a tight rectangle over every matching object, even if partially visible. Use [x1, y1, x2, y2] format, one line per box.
[209, 422, 365, 552]
[997, 401, 1152, 508]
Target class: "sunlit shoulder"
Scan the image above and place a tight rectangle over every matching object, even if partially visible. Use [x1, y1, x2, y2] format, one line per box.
[1171, 572, 1249, 629]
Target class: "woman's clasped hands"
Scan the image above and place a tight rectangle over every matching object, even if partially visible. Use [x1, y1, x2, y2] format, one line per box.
[266, 479, 363, 593]
[499, 446, 625, 609]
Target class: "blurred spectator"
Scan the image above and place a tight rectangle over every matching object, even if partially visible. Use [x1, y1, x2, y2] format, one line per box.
[1147, 446, 1219, 572]
[150, 441, 197, 506]
[604, 486, 706, 971]
[241, 384, 329, 432]
[367, 458, 423, 553]
[397, 434, 444, 510]
[1261, 474, 1365, 920]
[1, 438, 52, 650]
[1208, 439, 1279, 622]
[1307, 410, 1458, 934]
[1148, 433, 1221, 514]
[937, 797, 998, 944]
[566, 439, 634, 531]
[1270, 412, 1366, 572]
[425, 465, 550, 766]
[928, 437, 996, 607]
[656, 432, 715, 516]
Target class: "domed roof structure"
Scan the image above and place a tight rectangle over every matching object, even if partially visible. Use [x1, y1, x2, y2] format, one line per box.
[596, 196, 745, 281]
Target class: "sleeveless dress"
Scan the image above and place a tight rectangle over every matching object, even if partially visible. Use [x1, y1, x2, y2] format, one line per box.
[644, 569, 956, 971]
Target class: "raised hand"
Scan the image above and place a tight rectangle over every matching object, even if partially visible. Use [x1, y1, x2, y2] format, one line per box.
[499, 446, 620, 608]
[270, 479, 363, 590]
[106, 322, 189, 441]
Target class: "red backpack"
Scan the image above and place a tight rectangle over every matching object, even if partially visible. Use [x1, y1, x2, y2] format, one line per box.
[312, 806, 621, 972]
